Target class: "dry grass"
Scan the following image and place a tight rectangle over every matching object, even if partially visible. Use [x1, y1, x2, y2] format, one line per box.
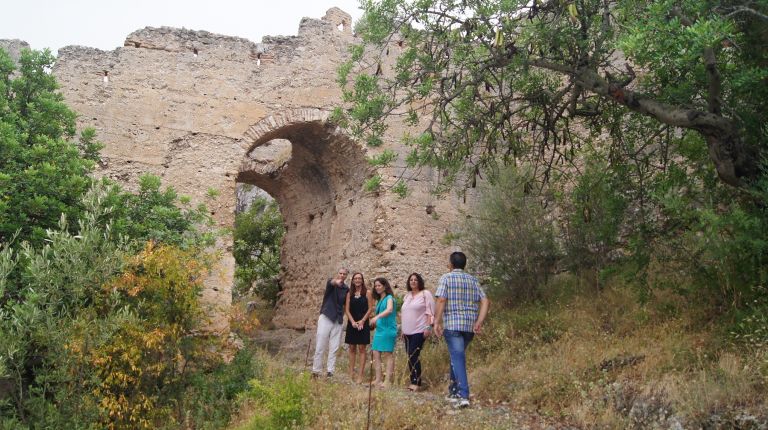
[230, 274, 768, 428]
[466, 276, 768, 427]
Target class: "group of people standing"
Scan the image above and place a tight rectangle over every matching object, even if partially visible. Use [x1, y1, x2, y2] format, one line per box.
[311, 251, 490, 408]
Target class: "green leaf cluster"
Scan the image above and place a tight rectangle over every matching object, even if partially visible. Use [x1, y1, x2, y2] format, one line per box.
[233, 197, 284, 304]
[0, 47, 103, 246]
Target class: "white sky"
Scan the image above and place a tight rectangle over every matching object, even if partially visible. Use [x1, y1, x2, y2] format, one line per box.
[0, 0, 364, 54]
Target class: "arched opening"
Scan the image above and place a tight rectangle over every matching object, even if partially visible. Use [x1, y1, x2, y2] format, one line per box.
[237, 111, 378, 328]
[232, 139, 290, 309]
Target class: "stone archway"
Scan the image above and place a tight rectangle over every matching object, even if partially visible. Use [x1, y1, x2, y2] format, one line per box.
[237, 108, 379, 328]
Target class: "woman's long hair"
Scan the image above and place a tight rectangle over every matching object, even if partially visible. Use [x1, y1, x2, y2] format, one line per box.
[372, 277, 393, 300]
[406, 272, 425, 292]
[349, 272, 367, 297]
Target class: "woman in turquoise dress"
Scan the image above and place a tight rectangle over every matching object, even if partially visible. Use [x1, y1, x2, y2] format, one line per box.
[370, 277, 397, 387]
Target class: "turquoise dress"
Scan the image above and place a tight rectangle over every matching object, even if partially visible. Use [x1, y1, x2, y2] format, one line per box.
[371, 295, 397, 352]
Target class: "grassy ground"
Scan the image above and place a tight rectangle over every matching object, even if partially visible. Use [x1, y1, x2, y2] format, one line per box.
[228, 275, 768, 429]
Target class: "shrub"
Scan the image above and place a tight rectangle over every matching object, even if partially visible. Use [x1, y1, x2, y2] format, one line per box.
[459, 166, 559, 301]
[104, 174, 214, 251]
[233, 197, 284, 304]
[561, 153, 627, 285]
[0, 185, 217, 429]
[236, 371, 310, 430]
[0, 47, 102, 246]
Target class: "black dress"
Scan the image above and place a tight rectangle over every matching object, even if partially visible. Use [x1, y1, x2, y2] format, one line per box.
[345, 293, 370, 345]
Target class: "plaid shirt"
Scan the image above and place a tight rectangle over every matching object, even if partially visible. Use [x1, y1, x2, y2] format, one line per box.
[435, 269, 486, 332]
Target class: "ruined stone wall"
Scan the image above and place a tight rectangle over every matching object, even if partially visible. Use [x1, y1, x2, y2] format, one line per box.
[0, 39, 30, 63]
[41, 8, 473, 329]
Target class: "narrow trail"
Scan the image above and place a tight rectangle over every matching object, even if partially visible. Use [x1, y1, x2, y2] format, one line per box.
[251, 328, 576, 430]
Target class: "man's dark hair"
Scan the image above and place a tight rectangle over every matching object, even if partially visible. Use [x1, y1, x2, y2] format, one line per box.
[450, 251, 467, 269]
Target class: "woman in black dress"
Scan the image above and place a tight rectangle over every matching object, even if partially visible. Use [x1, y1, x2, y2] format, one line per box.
[344, 272, 373, 383]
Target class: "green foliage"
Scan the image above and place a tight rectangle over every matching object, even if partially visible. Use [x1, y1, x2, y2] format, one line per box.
[0, 47, 245, 430]
[338, 0, 767, 189]
[367, 148, 397, 166]
[364, 174, 383, 192]
[562, 152, 627, 276]
[0, 47, 103, 246]
[104, 174, 214, 250]
[730, 286, 768, 351]
[178, 344, 268, 430]
[237, 372, 310, 430]
[459, 166, 559, 301]
[83, 242, 208, 428]
[0, 185, 225, 429]
[233, 197, 284, 304]
[392, 179, 408, 198]
[653, 174, 768, 306]
[340, 2, 768, 347]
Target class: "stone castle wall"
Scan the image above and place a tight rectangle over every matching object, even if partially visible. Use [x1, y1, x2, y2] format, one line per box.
[5, 8, 475, 329]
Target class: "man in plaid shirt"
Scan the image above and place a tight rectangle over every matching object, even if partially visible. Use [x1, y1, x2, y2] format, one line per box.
[434, 251, 490, 408]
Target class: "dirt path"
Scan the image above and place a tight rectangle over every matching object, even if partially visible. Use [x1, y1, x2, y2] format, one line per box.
[250, 328, 576, 430]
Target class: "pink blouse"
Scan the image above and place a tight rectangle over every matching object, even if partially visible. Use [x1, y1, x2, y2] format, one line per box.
[401, 290, 436, 335]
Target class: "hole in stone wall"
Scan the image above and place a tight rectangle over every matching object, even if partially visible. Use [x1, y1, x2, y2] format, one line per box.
[102, 70, 109, 84]
[337, 22, 345, 32]
[257, 53, 261, 67]
[233, 183, 284, 302]
[193, 48, 198, 57]
[390, 244, 396, 251]
[308, 213, 315, 222]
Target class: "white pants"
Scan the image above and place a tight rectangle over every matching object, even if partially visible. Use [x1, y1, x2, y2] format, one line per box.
[312, 314, 344, 374]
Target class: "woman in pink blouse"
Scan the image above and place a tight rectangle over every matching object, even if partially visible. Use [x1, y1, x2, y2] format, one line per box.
[400, 272, 435, 392]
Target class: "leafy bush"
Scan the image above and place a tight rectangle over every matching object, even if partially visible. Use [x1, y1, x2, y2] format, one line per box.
[236, 371, 310, 430]
[0, 185, 218, 429]
[459, 166, 559, 301]
[233, 197, 284, 304]
[0, 47, 102, 246]
[561, 153, 627, 282]
[104, 174, 214, 251]
[178, 343, 267, 429]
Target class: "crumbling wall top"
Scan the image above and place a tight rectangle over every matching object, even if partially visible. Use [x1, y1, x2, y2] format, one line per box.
[323, 7, 353, 34]
[297, 7, 353, 38]
[123, 26, 266, 54]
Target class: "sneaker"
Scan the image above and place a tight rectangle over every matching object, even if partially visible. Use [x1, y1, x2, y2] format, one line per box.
[445, 393, 461, 402]
[326, 372, 334, 378]
[455, 399, 470, 408]
[311, 372, 320, 379]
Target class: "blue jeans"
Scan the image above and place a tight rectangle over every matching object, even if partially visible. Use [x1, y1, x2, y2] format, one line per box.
[444, 330, 474, 399]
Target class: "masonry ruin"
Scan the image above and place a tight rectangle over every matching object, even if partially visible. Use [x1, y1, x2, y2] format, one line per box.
[3, 7, 475, 329]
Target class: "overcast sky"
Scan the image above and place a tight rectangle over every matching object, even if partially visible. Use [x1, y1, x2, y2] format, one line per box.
[0, 0, 364, 54]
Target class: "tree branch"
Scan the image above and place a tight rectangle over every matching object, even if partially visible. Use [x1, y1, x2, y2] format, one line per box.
[724, 6, 768, 21]
[528, 58, 755, 186]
